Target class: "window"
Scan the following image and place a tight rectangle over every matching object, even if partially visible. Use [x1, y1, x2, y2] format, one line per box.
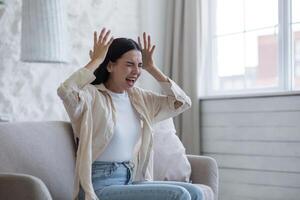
[205, 0, 300, 96]
[293, 0, 300, 89]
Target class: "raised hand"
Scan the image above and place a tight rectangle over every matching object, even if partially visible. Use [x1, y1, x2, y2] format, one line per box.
[89, 28, 114, 63]
[138, 32, 168, 82]
[138, 32, 156, 71]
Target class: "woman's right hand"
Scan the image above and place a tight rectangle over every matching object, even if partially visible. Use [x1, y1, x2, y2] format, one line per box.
[90, 28, 113, 62]
[85, 28, 113, 72]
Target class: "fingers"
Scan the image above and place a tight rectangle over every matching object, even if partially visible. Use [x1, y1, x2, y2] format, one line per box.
[95, 28, 113, 45]
[138, 36, 142, 49]
[107, 36, 114, 46]
[147, 35, 151, 50]
[102, 30, 111, 44]
[98, 28, 106, 43]
[150, 45, 155, 55]
[139, 32, 154, 51]
[94, 31, 97, 46]
[143, 32, 147, 50]
[89, 50, 93, 59]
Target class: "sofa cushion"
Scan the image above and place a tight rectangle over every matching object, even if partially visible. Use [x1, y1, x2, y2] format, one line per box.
[152, 118, 191, 182]
[0, 121, 76, 200]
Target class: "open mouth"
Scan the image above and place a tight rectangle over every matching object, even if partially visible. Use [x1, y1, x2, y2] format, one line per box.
[126, 77, 136, 86]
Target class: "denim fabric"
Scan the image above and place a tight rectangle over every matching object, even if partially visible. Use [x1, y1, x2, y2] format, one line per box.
[78, 161, 203, 200]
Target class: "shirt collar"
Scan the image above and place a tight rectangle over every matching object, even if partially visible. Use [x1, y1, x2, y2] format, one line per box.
[94, 83, 108, 92]
[95, 84, 145, 120]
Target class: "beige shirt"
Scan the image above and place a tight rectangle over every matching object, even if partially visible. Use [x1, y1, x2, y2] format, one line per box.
[57, 67, 191, 200]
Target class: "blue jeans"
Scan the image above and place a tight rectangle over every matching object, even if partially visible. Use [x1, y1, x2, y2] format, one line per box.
[78, 161, 203, 200]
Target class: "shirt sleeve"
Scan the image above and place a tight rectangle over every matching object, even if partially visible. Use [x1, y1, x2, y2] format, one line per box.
[57, 67, 96, 121]
[141, 78, 192, 124]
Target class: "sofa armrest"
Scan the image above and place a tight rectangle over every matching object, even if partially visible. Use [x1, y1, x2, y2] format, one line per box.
[187, 155, 219, 200]
[0, 173, 52, 200]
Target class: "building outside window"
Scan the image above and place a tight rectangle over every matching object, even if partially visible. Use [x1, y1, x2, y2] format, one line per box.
[205, 0, 300, 96]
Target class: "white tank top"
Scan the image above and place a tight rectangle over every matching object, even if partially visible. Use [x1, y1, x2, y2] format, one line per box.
[96, 90, 141, 162]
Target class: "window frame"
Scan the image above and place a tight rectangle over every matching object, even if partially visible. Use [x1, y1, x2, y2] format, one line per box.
[204, 0, 296, 97]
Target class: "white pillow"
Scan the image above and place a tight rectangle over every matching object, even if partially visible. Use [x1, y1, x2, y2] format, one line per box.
[152, 118, 191, 182]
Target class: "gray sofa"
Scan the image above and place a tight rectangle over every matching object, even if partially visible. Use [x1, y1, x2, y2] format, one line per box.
[0, 121, 218, 200]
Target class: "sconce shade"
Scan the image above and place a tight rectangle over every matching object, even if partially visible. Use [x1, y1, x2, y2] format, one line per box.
[21, 0, 69, 63]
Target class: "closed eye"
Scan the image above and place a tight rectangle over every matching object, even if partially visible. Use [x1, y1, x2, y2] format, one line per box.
[126, 61, 134, 66]
[126, 61, 143, 68]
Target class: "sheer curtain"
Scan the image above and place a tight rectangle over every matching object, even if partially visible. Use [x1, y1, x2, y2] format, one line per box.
[163, 0, 207, 155]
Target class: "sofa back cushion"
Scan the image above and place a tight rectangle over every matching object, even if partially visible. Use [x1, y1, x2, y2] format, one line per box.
[0, 121, 76, 200]
[152, 118, 191, 182]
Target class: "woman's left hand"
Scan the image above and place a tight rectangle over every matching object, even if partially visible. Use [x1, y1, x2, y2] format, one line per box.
[138, 32, 156, 71]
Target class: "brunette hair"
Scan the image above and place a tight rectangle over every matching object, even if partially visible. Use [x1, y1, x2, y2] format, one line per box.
[91, 38, 141, 85]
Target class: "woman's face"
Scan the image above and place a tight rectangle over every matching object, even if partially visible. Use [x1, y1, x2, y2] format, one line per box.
[106, 50, 143, 93]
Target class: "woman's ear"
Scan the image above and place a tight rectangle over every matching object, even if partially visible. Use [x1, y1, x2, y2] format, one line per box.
[107, 61, 114, 72]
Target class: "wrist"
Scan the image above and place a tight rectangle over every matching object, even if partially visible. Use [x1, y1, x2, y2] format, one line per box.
[85, 59, 102, 72]
[145, 64, 157, 73]
[91, 57, 104, 65]
[146, 66, 168, 82]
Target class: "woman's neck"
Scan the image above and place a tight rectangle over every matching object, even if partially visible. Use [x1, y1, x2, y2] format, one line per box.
[104, 80, 125, 94]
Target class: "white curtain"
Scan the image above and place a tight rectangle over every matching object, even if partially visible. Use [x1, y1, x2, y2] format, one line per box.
[163, 0, 207, 155]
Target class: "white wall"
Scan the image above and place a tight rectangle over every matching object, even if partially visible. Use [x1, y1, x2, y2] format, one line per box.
[0, 0, 145, 122]
[135, 0, 168, 92]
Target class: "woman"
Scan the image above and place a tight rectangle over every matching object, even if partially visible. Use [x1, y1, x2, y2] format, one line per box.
[57, 28, 203, 200]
